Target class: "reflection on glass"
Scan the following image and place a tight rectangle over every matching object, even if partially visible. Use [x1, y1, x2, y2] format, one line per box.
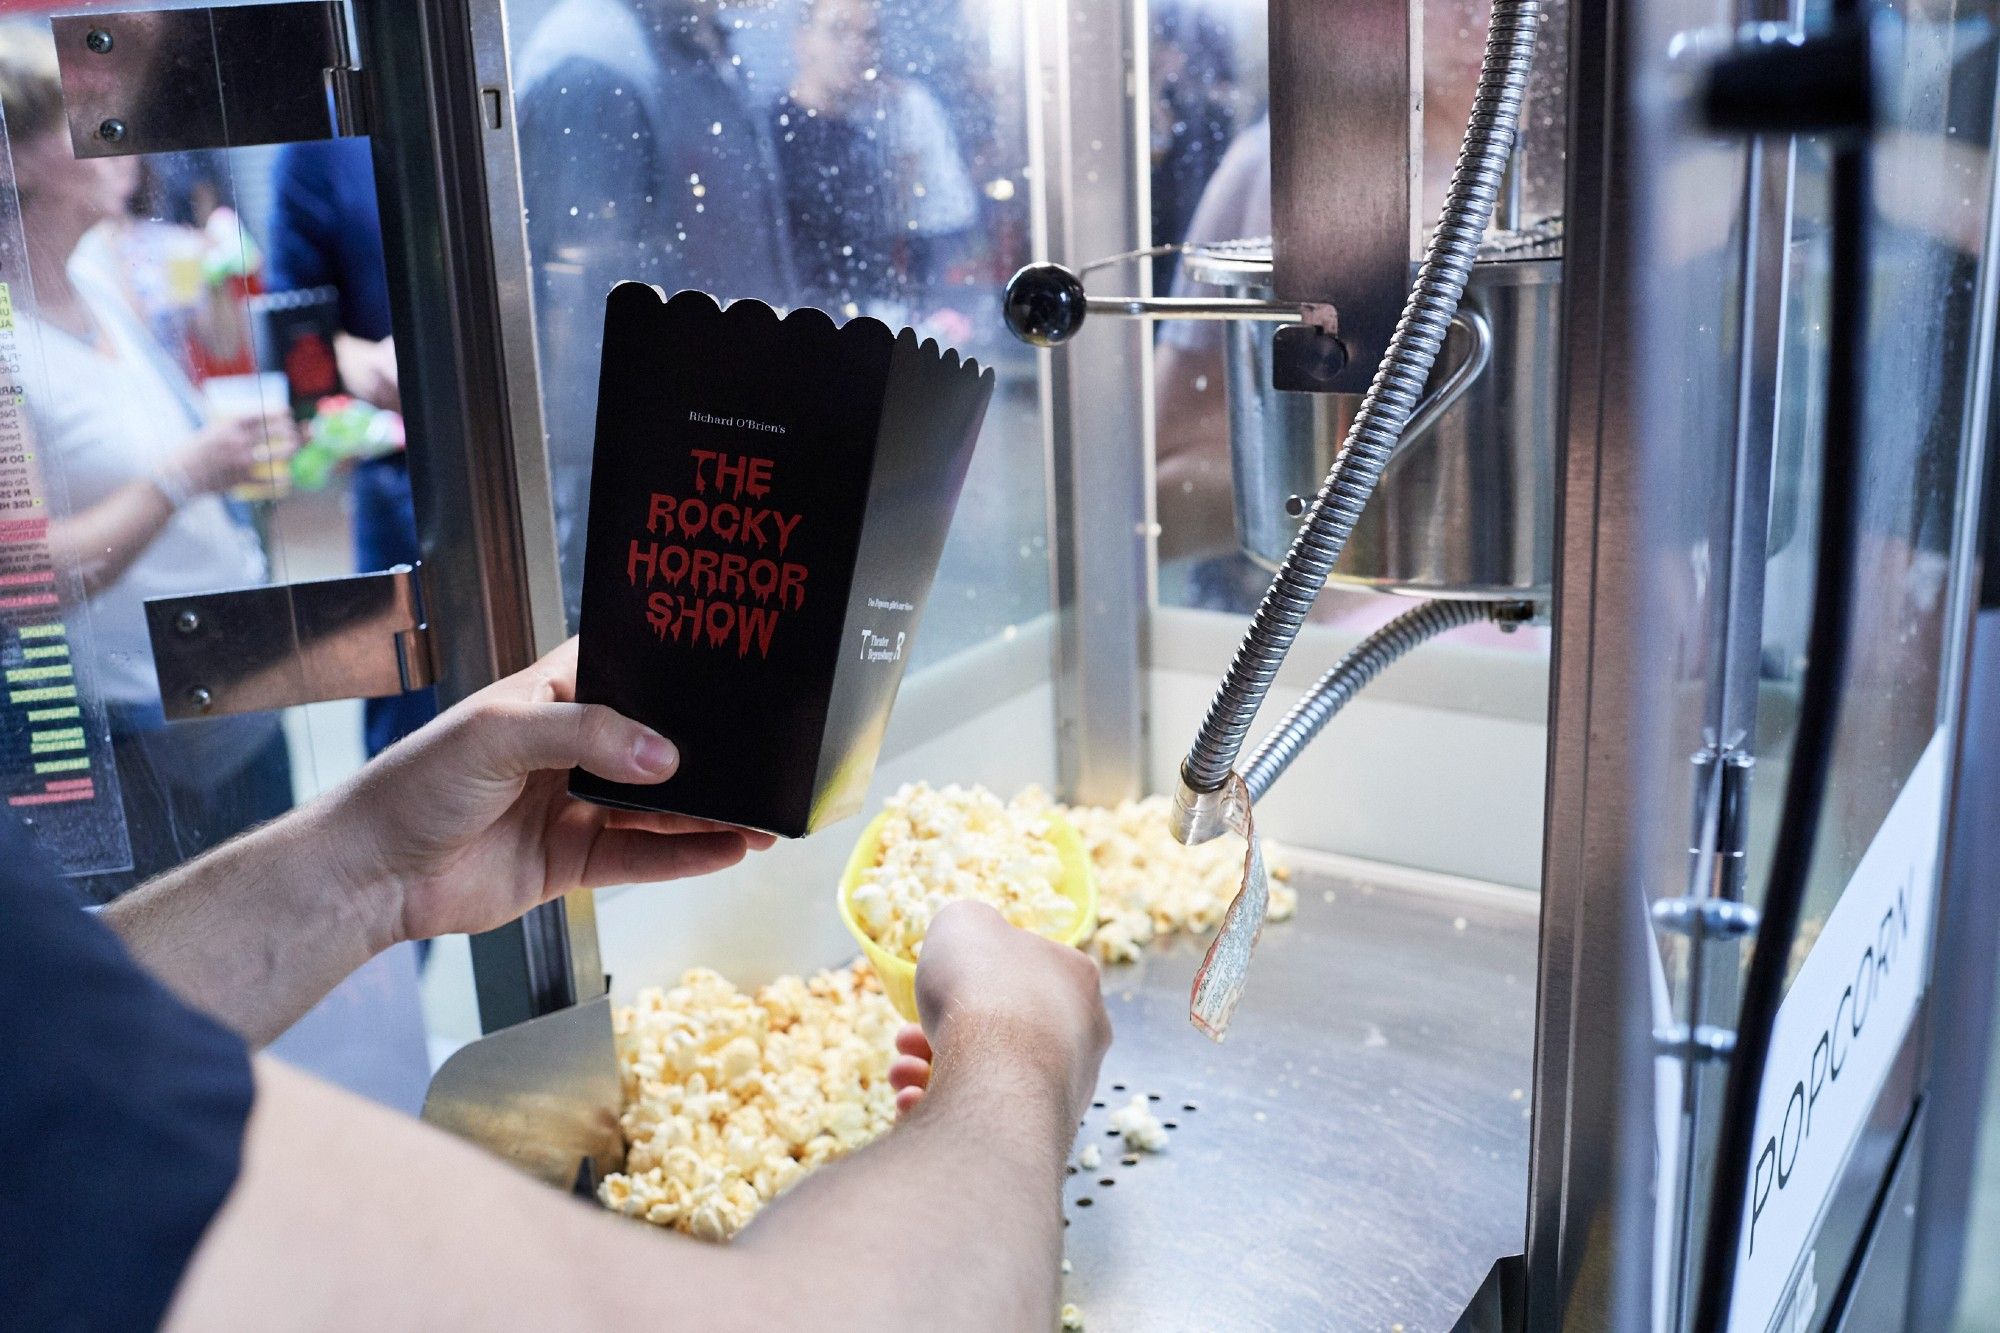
[511, 0, 1050, 668]
[1761, 3, 1996, 983]
[1148, 0, 1562, 650]
[773, 0, 978, 319]
[0, 25, 298, 901]
[265, 135, 436, 759]
[1149, 0, 1255, 296]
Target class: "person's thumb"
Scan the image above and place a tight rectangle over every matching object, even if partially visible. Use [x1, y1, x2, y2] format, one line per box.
[471, 698, 679, 785]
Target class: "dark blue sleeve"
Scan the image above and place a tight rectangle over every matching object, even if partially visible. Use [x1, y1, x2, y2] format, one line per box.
[268, 140, 394, 342]
[267, 142, 340, 294]
[0, 819, 254, 1332]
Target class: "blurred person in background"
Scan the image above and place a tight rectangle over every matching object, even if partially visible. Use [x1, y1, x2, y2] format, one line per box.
[516, 0, 795, 627]
[266, 136, 437, 759]
[1153, 12, 1496, 619]
[74, 150, 263, 387]
[773, 0, 977, 324]
[0, 28, 298, 902]
[1148, 0, 1238, 297]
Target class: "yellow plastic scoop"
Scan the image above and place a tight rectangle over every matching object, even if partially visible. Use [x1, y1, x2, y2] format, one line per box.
[837, 808, 1098, 1021]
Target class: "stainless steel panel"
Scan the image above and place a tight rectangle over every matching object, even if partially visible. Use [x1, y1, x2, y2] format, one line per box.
[1268, 0, 1419, 393]
[52, 3, 356, 158]
[1830, 1107, 1922, 1333]
[144, 567, 432, 720]
[353, 0, 593, 1030]
[1525, 1, 1666, 1326]
[423, 992, 623, 1191]
[1911, 615, 2000, 1330]
[1058, 864, 1534, 1331]
[1032, 0, 1151, 806]
[1907, 9, 2000, 1313]
[1771, 1021, 1921, 1333]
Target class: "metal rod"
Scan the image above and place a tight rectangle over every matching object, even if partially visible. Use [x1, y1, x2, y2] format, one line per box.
[1382, 308, 1494, 473]
[1085, 296, 1303, 322]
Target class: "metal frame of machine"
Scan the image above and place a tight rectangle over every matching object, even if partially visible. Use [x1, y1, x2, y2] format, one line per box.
[352, 0, 597, 1030]
[334, 0, 2000, 1326]
[26, 0, 2000, 1322]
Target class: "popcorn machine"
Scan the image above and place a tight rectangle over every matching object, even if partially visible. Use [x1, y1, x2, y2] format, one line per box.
[24, 0, 2000, 1327]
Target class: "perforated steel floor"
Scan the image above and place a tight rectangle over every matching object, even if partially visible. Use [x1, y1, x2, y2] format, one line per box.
[1057, 861, 1537, 1332]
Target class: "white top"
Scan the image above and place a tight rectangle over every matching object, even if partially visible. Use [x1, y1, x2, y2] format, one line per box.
[23, 264, 267, 706]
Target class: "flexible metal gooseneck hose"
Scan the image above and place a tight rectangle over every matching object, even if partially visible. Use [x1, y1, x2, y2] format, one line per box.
[1240, 599, 1532, 802]
[1173, 0, 1542, 843]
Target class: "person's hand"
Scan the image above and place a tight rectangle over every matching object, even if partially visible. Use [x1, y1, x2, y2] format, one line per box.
[892, 902, 1110, 1126]
[325, 637, 774, 945]
[170, 411, 297, 494]
[334, 332, 401, 412]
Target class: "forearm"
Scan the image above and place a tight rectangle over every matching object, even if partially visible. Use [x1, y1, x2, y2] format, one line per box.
[102, 803, 397, 1045]
[168, 1042, 1074, 1333]
[735, 1022, 1073, 1330]
[47, 479, 177, 600]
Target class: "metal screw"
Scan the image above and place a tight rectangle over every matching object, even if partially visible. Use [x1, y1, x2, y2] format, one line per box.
[175, 608, 200, 635]
[97, 118, 126, 143]
[187, 686, 213, 713]
[1284, 494, 1308, 518]
[84, 28, 113, 54]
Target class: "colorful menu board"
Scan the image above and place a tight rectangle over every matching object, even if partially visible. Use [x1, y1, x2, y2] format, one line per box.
[0, 276, 130, 874]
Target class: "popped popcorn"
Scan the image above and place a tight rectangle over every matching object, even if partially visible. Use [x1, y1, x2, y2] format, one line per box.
[851, 782, 1077, 962]
[1060, 1302, 1086, 1330]
[1060, 794, 1295, 963]
[598, 963, 903, 1239]
[1107, 1094, 1169, 1153]
[602, 786, 1297, 1240]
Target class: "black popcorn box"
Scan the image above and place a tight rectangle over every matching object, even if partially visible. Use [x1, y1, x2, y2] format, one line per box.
[570, 286, 994, 838]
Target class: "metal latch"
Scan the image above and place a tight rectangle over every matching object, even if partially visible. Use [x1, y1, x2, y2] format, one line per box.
[53, 1, 365, 159]
[145, 565, 435, 721]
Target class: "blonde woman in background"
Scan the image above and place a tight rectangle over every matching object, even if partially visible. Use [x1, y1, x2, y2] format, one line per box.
[0, 27, 297, 901]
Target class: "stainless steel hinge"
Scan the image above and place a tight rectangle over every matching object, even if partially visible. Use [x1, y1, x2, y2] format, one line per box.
[145, 565, 434, 721]
[1652, 1023, 1739, 1063]
[53, 1, 367, 159]
[1685, 743, 1756, 902]
[1652, 895, 1761, 942]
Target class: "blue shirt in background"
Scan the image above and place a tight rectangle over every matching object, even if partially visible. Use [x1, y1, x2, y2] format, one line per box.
[266, 139, 437, 756]
[267, 139, 392, 342]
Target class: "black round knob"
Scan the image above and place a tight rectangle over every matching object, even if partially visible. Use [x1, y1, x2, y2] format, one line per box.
[1002, 262, 1088, 347]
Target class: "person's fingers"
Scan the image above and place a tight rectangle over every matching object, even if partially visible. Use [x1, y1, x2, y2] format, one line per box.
[470, 697, 677, 785]
[894, 1024, 933, 1061]
[580, 828, 748, 888]
[536, 637, 582, 703]
[895, 1086, 925, 1116]
[487, 638, 582, 708]
[887, 1053, 931, 1093]
[601, 811, 776, 850]
[604, 809, 743, 836]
